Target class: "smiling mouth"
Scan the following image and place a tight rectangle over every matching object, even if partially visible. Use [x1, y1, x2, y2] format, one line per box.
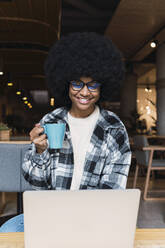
[77, 97, 91, 104]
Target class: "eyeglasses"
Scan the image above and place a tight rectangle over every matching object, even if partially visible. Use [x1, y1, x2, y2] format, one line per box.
[70, 80, 101, 92]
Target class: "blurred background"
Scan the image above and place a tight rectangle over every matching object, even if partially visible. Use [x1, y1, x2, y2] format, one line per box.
[0, 0, 164, 139]
[1, 0, 165, 228]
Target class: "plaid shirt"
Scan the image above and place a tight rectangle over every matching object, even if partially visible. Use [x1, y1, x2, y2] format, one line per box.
[22, 107, 131, 190]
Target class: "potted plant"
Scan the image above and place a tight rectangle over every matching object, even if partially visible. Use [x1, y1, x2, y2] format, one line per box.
[0, 122, 11, 141]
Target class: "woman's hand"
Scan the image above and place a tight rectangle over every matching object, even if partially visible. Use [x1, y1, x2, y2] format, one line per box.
[29, 123, 48, 154]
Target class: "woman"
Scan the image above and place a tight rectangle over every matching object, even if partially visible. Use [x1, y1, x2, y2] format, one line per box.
[0, 32, 131, 232]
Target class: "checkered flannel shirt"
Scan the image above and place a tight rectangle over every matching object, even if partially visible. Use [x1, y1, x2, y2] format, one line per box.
[22, 107, 131, 190]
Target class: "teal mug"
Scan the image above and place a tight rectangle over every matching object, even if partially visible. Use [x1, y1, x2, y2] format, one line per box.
[43, 123, 66, 149]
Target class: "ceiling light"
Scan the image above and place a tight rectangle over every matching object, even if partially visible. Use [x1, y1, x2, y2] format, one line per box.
[150, 41, 157, 48]
[22, 97, 27, 100]
[16, 91, 21, 95]
[0, 71, 3, 75]
[24, 101, 28, 104]
[7, 82, 13, 86]
[145, 85, 152, 92]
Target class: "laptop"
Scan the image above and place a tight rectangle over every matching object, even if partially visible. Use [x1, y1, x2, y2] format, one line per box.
[23, 189, 140, 248]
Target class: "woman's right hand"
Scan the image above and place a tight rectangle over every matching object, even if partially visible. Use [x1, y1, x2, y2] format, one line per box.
[29, 123, 48, 154]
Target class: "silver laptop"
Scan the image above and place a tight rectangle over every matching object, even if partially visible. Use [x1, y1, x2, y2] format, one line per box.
[23, 189, 140, 248]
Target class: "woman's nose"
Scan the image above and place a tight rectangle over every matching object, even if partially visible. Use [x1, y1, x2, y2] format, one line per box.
[79, 85, 90, 96]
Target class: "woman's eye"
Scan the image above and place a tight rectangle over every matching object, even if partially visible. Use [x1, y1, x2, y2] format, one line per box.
[88, 83, 96, 87]
[71, 81, 80, 86]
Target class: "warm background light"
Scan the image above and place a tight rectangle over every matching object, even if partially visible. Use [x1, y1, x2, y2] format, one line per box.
[145, 87, 152, 92]
[50, 98, 54, 106]
[150, 41, 156, 48]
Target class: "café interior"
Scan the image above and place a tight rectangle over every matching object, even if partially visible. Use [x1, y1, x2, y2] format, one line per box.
[1, 0, 165, 233]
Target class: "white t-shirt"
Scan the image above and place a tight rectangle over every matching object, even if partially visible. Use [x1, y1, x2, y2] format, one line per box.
[68, 106, 100, 190]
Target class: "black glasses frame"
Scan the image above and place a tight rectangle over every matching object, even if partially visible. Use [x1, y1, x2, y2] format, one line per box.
[70, 80, 101, 92]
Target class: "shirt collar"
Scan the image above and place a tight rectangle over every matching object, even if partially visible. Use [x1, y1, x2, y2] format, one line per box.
[97, 108, 124, 130]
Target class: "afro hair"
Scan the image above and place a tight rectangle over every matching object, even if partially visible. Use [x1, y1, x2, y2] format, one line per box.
[44, 32, 125, 108]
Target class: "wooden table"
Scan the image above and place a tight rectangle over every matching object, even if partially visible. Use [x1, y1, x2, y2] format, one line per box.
[0, 141, 30, 144]
[0, 229, 165, 248]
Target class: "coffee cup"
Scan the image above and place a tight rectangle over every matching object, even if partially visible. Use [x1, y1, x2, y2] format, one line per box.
[43, 123, 66, 149]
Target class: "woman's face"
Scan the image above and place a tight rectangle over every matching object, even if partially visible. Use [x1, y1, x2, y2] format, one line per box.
[69, 76, 100, 118]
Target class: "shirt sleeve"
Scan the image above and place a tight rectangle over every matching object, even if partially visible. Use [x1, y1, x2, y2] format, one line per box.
[22, 142, 52, 189]
[99, 127, 131, 189]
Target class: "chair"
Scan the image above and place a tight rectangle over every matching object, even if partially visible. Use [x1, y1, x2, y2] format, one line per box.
[0, 143, 34, 219]
[133, 135, 165, 200]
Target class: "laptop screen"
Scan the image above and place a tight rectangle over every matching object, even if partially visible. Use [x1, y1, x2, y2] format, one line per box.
[23, 189, 140, 248]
